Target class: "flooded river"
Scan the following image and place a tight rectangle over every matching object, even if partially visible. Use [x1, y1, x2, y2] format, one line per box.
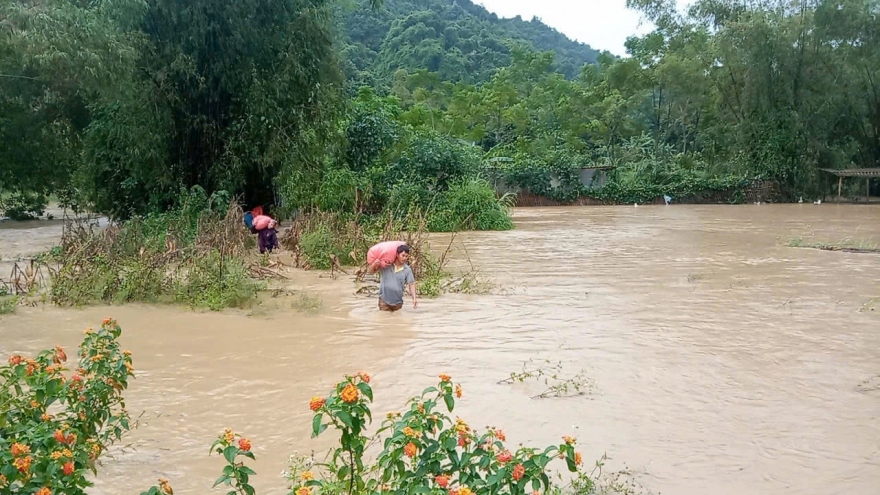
[2, 204, 879, 495]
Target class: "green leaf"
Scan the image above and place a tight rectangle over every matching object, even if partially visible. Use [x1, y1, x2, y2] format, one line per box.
[487, 473, 500, 486]
[337, 410, 354, 429]
[312, 413, 324, 438]
[223, 445, 238, 464]
[339, 464, 351, 480]
[240, 466, 256, 475]
[357, 381, 373, 401]
[443, 394, 454, 412]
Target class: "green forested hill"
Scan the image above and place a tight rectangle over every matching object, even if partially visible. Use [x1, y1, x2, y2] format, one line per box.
[338, 0, 601, 84]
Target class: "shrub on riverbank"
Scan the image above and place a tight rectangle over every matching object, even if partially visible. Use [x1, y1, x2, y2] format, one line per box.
[49, 188, 263, 310]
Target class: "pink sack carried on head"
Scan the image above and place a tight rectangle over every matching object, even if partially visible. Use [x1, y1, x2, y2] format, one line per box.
[253, 215, 272, 231]
[367, 240, 406, 266]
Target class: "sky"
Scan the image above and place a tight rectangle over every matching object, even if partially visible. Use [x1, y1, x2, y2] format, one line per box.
[474, 0, 655, 57]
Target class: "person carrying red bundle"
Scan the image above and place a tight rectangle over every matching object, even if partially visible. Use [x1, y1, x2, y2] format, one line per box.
[367, 243, 417, 311]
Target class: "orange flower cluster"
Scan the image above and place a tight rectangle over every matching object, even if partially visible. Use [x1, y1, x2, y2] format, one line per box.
[512, 464, 525, 481]
[238, 438, 252, 452]
[562, 435, 576, 445]
[13, 456, 32, 474]
[309, 396, 326, 412]
[296, 487, 310, 495]
[574, 451, 582, 466]
[439, 374, 451, 382]
[496, 450, 513, 464]
[357, 371, 371, 383]
[434, 475, 450, 488]
[402, 426, 422, 438]
[8, 355, 22, 366]
[63, 461, 75, 476]
[453, 418, 471, 446]
[340, 384, 359, 403]
[36, 488, 51, 495]
[54, 345, 67, 364]
[224, 428, 235, 444]
[10, 443, 30, 456]
[300, 471, 314, 481]
[403, 442, 418, 458]
[53, 430, 77, 445]
[494, 429, 506, 441]
[158, 477, 173, 495]
[450, 487, 472, 495]
[455, 384, 463, 398]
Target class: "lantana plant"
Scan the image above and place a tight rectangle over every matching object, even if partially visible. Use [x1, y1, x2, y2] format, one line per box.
[294, 372, 587, 495]
[0, 318, 134, 495]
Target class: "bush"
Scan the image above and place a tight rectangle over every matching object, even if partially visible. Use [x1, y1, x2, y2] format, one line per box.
[300, 225, 345, 270]
[428, 179, 514, 232]
[0, 319, 134, 494]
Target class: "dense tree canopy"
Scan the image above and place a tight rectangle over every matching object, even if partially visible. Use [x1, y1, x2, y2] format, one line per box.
[1, 0, 878, 220]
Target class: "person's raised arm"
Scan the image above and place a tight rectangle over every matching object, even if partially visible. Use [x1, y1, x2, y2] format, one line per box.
[367, 260, 383, 274]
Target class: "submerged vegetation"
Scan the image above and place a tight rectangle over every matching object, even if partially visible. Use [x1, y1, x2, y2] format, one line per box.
[787, 237, 880, 254]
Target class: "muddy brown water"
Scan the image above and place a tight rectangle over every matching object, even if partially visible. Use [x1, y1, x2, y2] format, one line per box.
[1, 204, 879, 495]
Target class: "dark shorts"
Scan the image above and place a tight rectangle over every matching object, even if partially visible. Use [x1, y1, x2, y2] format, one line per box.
[378, 298, 403, 312]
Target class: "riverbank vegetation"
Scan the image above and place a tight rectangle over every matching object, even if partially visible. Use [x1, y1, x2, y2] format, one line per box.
[3, 0, 879, 221]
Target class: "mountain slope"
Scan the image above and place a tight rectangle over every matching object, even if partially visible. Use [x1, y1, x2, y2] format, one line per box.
[338, 0, 601, 84]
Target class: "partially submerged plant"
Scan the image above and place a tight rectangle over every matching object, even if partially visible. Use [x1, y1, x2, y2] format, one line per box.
[498, 360, 595, 399]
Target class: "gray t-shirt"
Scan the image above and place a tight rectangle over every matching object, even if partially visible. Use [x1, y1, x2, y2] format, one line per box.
[378, 264, 415, 306]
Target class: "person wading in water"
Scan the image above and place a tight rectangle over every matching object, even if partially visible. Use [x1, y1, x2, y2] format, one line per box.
[367, 244, 418, 311]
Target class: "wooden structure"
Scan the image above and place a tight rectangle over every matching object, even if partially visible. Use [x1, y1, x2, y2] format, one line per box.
[821, 168, 880, 203]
